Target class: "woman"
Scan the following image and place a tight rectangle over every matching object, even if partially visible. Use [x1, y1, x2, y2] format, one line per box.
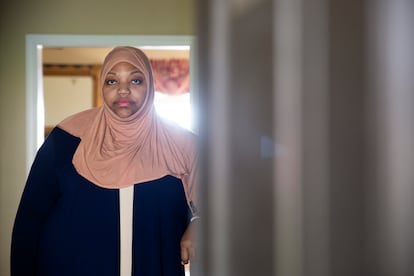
[11, 46, 199, 276]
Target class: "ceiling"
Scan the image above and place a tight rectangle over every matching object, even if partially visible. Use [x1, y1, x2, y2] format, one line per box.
[42, 47, 190, 65]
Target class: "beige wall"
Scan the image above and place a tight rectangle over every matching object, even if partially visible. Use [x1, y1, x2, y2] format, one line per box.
[0, 0, 194, 274]
[44, 76, 94, 126]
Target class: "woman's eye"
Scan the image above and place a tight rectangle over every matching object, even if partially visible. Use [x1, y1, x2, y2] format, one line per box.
[131, 79, 142, 85]
[106, 79, 117, 85]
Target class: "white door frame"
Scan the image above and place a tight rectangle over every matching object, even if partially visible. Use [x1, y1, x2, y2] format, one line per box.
[25, 34, 197, 173]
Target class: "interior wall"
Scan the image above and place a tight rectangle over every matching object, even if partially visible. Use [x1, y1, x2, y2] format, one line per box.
[196, 0, 275, 274]
[44, 76, 94, 126]
[365, 1, 414, 275]
[0, 1, 193, 275]
[197, 0, 414, 276]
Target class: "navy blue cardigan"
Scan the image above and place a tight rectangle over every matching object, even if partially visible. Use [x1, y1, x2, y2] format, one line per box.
[11, 127, 190, 276]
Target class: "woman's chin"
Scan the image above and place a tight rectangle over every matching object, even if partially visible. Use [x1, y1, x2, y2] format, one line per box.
[114, 109, 134, 118]
[110, 106, 139, 118]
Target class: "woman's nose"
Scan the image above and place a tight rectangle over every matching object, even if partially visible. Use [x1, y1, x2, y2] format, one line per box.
[118, 84, 130, 95]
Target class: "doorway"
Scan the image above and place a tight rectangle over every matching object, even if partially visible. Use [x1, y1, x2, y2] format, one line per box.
[25, 34, 197, 173]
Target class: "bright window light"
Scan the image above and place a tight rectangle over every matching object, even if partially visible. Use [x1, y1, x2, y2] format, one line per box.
[154, 92, 193, 131]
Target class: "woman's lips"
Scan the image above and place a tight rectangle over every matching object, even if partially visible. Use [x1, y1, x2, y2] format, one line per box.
[117, 99, 131, 107]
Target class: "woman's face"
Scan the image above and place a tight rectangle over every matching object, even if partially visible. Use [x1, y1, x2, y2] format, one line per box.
[103, 62, 147, 118]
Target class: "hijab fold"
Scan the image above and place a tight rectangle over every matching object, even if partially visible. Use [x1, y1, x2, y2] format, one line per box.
[58, 46, 198, 214]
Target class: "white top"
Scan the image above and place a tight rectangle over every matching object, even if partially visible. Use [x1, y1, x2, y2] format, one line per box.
[119, 186, 134, 276]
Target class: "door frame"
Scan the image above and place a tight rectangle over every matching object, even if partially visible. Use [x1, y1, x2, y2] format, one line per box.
[25, 34, 197, 173]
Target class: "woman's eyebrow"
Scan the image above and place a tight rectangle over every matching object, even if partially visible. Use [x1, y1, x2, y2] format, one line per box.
[130, 70, 143, 75]
[105, 69, 144, 77]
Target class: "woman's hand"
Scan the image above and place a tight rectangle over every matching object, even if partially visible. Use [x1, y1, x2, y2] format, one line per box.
[180, 220, 198, 265]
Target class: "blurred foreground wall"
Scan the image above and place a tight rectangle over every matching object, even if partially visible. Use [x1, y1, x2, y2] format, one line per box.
[195, 0, 414, 275]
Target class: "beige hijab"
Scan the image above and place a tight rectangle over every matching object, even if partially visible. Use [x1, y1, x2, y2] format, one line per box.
[58, 46, 198, 213]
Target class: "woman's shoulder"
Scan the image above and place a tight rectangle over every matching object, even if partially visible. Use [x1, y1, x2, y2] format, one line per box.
[159, 120, 198, 162]
[57, 107, 101, 138]
[160, 118, 197, 141]
[43, 127, 81, 148]
[35, 127, 80, 165]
